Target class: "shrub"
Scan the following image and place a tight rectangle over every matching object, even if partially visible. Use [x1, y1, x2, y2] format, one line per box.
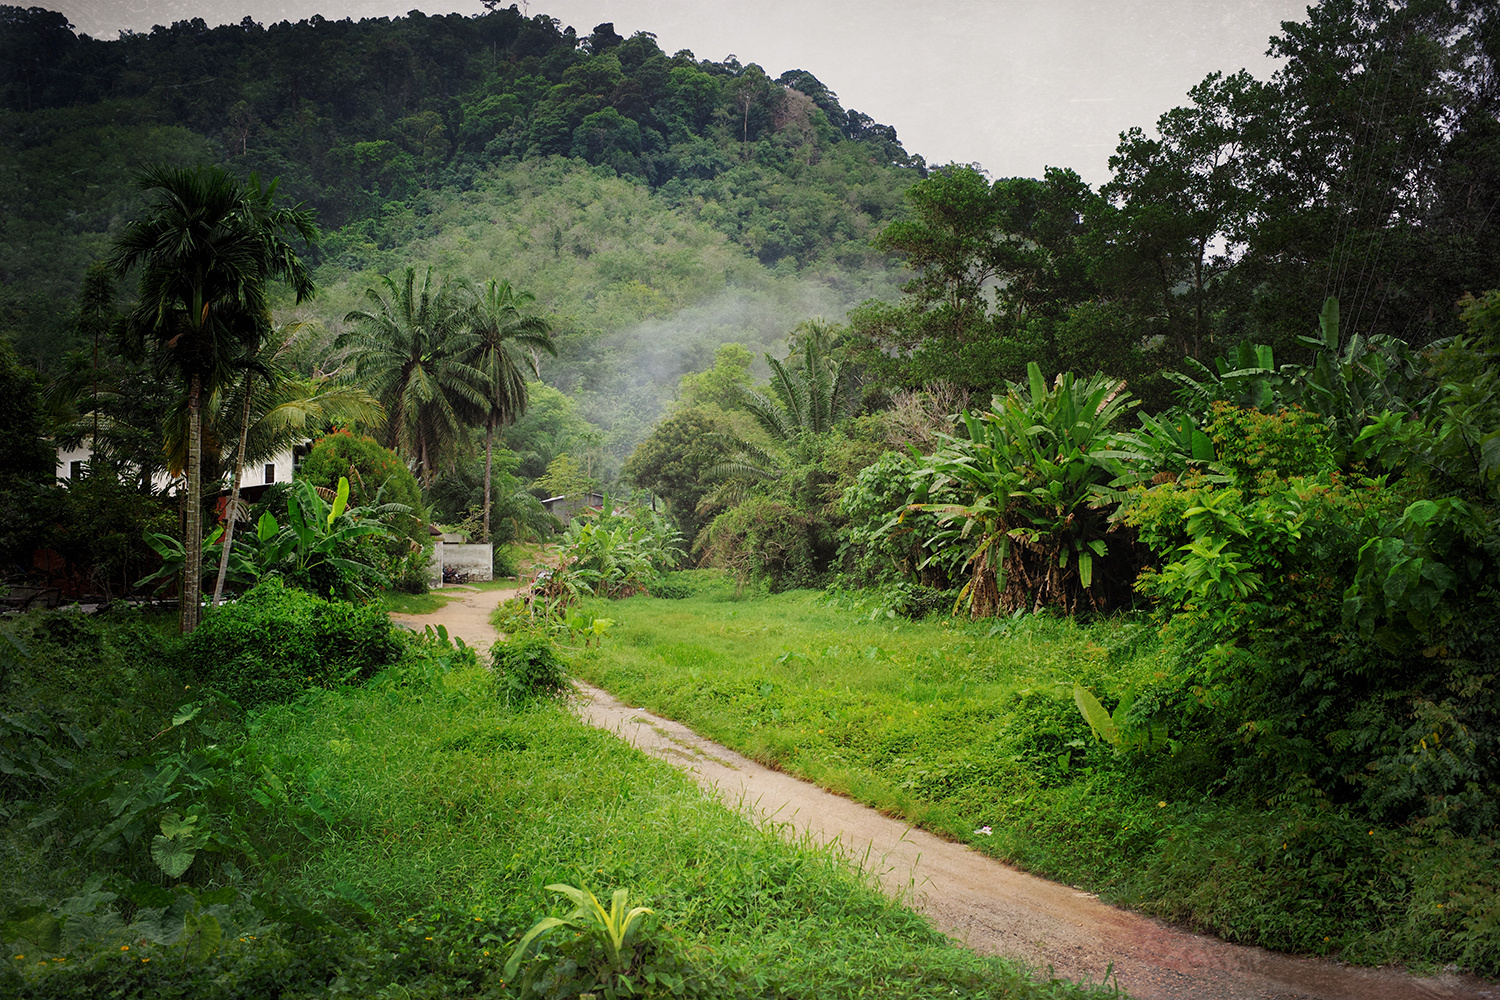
[492, 634, 569, 702]
[390, 548, 431, 594]
[185, 579, 404, 708]
[647, 577, 692, 599]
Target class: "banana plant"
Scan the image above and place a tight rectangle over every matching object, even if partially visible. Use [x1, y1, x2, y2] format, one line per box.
[250, 477, 394, 598]
[907, 362, 1136, 616]
[136, 524, 258, 595]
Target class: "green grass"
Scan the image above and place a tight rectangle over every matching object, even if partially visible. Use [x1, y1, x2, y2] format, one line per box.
[380, 589, 461, 614]
[381, 580, 519, 615]
[248, 672, 1114, 998]
[1, 605, 1118, 999]
[562, 571, 1500, 975]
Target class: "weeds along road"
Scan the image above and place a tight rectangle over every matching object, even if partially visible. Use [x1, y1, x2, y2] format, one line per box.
[402, 586, 1496, 1000]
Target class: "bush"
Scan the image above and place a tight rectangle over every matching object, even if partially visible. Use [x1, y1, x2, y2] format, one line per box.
[491, 633, 569, 701]
[185, 579, 404, 709]
[390, 548, 431, 594]
[296, 431, 429, 568]
[493, 545, 518, 579]
[647, 577, 692, 599]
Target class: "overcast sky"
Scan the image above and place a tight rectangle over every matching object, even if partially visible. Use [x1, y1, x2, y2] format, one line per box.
[51, 0, 1311, 185]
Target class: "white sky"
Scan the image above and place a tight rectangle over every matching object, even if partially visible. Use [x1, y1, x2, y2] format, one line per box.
[52, 0, 1310, 185]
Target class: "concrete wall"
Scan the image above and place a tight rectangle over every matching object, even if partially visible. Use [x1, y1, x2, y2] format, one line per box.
[443, 543, 492, 583]
[428, 539, 444, 589]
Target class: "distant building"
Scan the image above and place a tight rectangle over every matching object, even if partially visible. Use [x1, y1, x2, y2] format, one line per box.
[541, 491, 625, 524]
[56, 439, 303, 508]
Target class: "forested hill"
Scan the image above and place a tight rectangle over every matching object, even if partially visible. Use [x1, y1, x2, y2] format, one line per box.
[0, 3, 922, 366]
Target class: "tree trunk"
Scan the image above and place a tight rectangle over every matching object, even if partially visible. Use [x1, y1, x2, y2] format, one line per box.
[213, 373, 254, 608]
[182, 373, 203, 635]
[483, 414, 495, 543]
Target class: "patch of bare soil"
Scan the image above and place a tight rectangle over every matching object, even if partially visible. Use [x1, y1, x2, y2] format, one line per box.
[400, 588, 1498, 1000]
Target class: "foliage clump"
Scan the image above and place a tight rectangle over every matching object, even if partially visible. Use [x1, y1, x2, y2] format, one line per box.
[185, 578, 403, 709]
[492, 633, 569, 702]
[297, 430, 428, 552]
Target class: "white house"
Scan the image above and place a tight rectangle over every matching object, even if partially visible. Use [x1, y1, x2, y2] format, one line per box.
[55, 441, 301, 494]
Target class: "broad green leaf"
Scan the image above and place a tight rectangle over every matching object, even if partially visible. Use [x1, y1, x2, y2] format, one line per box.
[330, 476, 350, 524]
[1073, 683, 1120, 747]
[181, 909, 222, 961]
[151, 834, 197, 878]
[4, 907, 61, 950]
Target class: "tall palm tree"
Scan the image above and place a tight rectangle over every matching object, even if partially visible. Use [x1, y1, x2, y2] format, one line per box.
[338, 267, 485, 488]
[461, 278, 554, 541]
[108, 165, 316, 634]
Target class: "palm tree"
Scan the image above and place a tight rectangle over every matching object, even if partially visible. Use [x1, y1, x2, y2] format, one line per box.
[461, 278, 554, 541]
[338, 267, 485, 488]
[741, 336, 855, 441]
[108, 165, 316, 634]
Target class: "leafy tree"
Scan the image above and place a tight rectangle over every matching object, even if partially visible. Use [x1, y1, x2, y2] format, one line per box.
[107, 164, 316, 634]
[1099, 70, 1270, 359]
[534, 454, 596, 501]
[859, 165, 1106, 396]
[338, 266, 484, 487]
[505, 381, 599, 480]
[620, 407, 727, 541]
[677, 342, 755, 412]
[51, 468, 175, 599]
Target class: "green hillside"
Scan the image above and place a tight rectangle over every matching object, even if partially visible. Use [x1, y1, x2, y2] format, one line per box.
[0, 5, 919, 371]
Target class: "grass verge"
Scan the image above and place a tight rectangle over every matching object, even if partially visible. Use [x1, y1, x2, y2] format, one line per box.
[1, 604, 1118, 999]
[560, 571, 1500, 976]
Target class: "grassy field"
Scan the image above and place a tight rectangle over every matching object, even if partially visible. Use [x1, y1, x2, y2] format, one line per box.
[1, 607, 1116, 999]
[559, 571, 1500, 975]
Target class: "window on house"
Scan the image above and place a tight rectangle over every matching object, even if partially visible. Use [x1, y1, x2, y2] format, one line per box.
[264, 463, 276, 484]
[70, 460, 84, 479]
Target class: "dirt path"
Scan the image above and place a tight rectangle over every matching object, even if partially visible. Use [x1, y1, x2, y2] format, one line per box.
[399, 587, 1496, 1000]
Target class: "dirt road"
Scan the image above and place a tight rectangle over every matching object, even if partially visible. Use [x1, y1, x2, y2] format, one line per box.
[399, 586, 1495, 1000]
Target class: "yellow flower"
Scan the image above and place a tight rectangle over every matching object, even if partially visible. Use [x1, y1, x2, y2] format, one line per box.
[120, 946, 129, 952]
[1156, 801, 1166, 808]
[13, 955, 23, 961]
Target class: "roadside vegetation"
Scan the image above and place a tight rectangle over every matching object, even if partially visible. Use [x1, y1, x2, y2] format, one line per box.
[0, 606, 1114, 1000]
[557, 573, 1500, 973]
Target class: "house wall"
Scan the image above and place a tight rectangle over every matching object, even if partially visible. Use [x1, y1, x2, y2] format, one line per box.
[443, 543, 493, 582]
[56, 442, 297, 493]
